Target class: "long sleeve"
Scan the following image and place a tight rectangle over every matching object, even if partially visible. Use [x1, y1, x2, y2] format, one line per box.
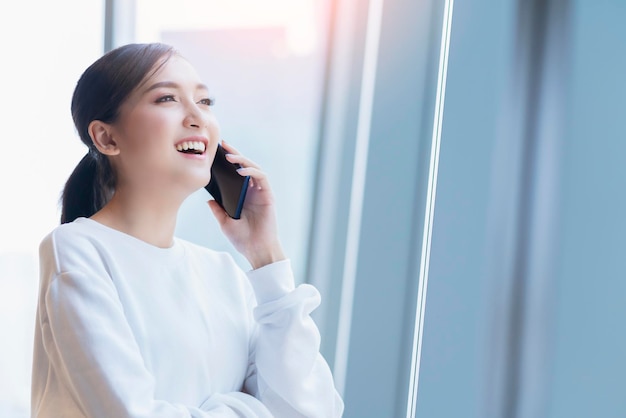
[32, 219, 344, 417]
[34, 268, 273, 418]
[244, 260, 344, 418]
[32, 224, 276, 418]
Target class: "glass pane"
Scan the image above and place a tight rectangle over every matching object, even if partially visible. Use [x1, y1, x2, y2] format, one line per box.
[0, 2, 104, 416]
[132, 0, 331, 280]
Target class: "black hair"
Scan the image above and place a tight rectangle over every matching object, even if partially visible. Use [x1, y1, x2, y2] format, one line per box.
[60, 42, 176, 224]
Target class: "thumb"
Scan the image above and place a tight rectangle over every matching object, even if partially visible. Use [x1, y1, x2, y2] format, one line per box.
[207, 200, 229, 226]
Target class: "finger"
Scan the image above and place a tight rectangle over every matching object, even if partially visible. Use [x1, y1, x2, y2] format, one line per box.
[220, 140, 240, 155]
[237, 167, 268, 190]
[236, 166, 266, 180]
[207, 200, 230, 225]
[220, 141, 262, 170]
[226, 153, 261, 170]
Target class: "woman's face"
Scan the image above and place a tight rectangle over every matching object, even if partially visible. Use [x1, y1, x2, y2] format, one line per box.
[107, 54, 220, 196]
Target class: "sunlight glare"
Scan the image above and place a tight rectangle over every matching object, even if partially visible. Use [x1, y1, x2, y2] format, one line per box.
[136, 0, 320, 56]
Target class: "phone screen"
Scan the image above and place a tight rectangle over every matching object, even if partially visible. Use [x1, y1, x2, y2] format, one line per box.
[204, 144, 250, 219]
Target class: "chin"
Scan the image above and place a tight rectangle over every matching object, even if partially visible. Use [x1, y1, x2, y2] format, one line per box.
[180, 165, 211, 185]
[190, 173, 212, 192]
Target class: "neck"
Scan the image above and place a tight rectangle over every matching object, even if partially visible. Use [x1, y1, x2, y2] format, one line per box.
[90, 185, 185, 248]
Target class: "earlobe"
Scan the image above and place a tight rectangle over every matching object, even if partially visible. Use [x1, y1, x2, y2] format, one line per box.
[88, 120, 120, 156]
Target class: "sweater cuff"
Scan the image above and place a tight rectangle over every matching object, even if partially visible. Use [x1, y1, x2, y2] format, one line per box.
[246, 259, 295, 304]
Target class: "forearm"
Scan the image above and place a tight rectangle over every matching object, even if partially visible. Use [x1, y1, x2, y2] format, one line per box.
[245, 261, 344, 417]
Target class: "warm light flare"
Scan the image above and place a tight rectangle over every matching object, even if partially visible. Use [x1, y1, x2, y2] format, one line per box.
[136, 0, 321, 56]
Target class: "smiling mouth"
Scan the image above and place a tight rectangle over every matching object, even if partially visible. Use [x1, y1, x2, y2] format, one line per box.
[176, 141, 206, 155]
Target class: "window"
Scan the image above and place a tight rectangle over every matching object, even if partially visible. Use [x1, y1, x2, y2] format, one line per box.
[0, 2, 104, 416]
[125, 0, 332, 279]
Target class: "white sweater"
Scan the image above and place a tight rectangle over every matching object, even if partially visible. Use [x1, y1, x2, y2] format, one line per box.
[31, 218, 343, 417]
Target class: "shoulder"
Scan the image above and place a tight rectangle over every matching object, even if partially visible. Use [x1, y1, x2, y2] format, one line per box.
[39, 218, 109, 276]
[41, 217, 93, 243]
[40, 218, 103, 252]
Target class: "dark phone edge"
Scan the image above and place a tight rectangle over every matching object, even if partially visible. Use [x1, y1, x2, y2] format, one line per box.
[232, 176, 250, 219]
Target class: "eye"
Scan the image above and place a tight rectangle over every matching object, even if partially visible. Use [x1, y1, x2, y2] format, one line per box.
[156, 94, 177, 103]
[198, 97, 215, 106]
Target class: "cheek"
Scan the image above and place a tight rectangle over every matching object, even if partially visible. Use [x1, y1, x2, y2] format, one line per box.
[124, 112, 175, 149]
[208, 116, 221, 143]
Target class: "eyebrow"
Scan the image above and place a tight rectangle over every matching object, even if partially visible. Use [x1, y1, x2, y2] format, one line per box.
[144, 81, 209, 93]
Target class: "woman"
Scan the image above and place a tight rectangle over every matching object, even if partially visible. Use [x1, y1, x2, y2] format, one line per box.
[31, 43, 344, 417]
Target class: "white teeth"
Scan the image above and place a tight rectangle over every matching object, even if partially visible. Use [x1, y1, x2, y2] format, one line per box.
[176, 141, 206, 152]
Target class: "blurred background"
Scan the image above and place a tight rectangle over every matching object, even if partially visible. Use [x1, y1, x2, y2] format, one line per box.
[1, 0, 625, 417]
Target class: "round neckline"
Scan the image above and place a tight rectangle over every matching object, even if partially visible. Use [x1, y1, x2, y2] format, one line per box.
[75, 217, 185, 259]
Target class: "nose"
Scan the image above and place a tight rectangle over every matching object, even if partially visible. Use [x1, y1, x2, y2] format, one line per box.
[183, 102, 205, 129]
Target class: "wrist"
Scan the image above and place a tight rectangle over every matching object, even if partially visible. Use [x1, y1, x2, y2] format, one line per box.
[247, 243, 286, 270]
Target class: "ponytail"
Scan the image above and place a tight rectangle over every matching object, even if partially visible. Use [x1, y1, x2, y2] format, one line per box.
[60, 43, 175, 224]
[60, 150, 115, 224]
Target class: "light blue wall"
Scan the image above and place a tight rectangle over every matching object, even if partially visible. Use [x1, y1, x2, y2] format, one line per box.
[334, 0, 448, 415]
[550, 1, 626, 416]
[415, 0, 516, 416]
[417, 1, 626, 417]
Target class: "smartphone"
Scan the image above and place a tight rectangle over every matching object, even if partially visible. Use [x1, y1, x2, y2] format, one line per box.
[204, 143, 250, 219]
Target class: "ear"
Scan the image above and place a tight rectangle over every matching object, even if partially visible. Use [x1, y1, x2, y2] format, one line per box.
[88, 120, 120, 156]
